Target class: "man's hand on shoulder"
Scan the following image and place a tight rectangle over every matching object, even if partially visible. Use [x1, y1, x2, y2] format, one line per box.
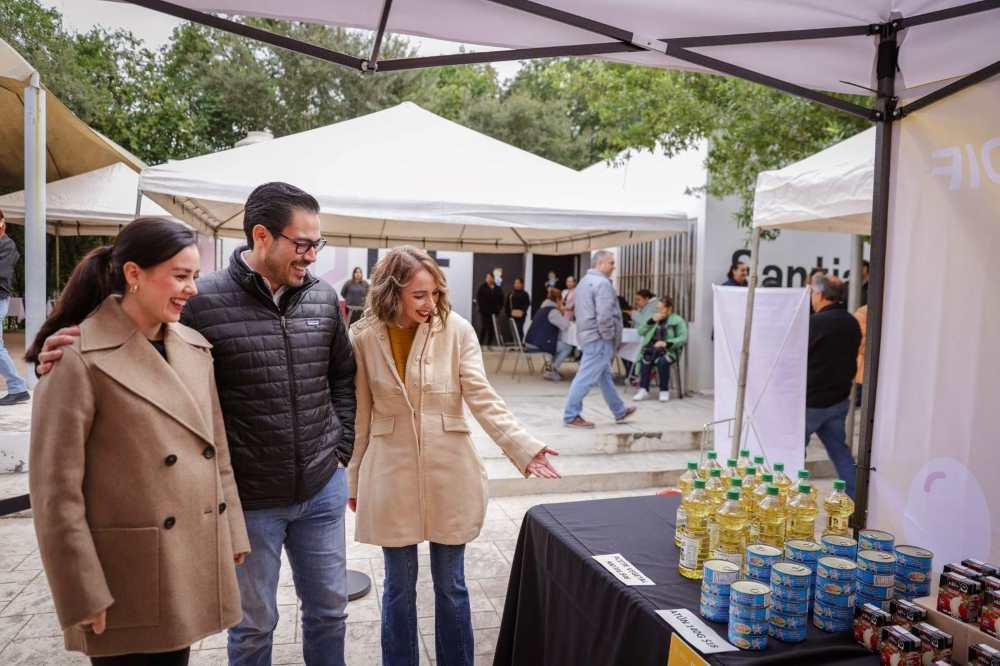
[36, 326, 80, 376]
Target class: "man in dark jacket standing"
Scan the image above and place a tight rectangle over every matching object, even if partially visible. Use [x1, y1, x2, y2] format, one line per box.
[475, 271, 504, 347]
[0, 209, 28, 406]
[806, 275, 861, 498]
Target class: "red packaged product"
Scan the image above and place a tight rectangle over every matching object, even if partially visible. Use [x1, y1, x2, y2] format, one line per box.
[963, 559, 1000, 578]
[911, 621, 953, 665]
[945, 562, 985, 581]
[879, 625, 921, 666]
[970, 642, 1000, 666]
[980, 588, 1000, 638]
[938, 571, 984, 623]
[854, 603, 893, 652]
[984, 576, 1000, 593]
[891, 598, 927, 628]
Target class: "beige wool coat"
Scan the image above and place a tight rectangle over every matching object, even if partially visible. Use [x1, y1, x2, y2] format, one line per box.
[29, 296, 250, 657]
[348, 312, 544, 546]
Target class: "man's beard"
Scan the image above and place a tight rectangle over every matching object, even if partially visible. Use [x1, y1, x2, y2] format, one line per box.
[264, 246, 308, 287]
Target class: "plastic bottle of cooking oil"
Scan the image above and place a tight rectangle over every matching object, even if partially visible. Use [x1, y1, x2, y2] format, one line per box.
[737, 448, 753, 475]
[740, 466, 758, 517]
[753, 454, 771, 476]
[699, 451, 723, 479]
[674, 461, 699, 547]
[705, 469, 727, 550]
[772, 462, 794, 499]
[722, 458, 740, 484]
[712, 489, 748, 567]
[822, 479, 855, 537]
[791, 469, 818, 503]
[757, 485, 787, 548]
[678, 479, 711, 580]
[747, 472, 774, 544]
[786, 482, 819, 541]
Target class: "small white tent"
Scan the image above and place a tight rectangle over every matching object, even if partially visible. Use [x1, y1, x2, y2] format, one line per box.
[140, 103, 691, 255]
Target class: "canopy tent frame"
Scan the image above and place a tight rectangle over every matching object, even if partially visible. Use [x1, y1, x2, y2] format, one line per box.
[118, 0, 1000, 528]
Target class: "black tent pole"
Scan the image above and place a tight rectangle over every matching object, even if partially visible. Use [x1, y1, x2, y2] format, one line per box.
[853, 23, 899, 530]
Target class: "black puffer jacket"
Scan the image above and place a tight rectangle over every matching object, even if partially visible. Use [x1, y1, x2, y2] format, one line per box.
[181, 248, 357, 510]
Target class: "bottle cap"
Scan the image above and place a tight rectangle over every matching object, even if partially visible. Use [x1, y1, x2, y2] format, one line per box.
[710, 468, 722, 477]
[753, 455, 765, 464]
[687, 461, 698, 470]
[762, 473, 774, 483]
[707, 451, 718, 460]
[798, 469, 811, 479]
[727, 458, 738, 468]
[798, 483, 811, 493]
[729, 478, 742, 488]
[767, 485, 779, 495]
[745, 466, 757, 476]
[833, 479, 847, 490]
[774, 462, 785, 471]
[694, 479, 706, 489]
[726, 490, 740, 501]
[740, 449, 750, 456]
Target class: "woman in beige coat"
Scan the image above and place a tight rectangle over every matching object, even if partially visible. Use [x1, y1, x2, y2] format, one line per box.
[25, 218, 250, 664]
[348, 247, 559, 666]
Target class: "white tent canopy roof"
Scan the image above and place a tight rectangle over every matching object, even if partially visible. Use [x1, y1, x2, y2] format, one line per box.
[141, 102, 691, 255]
[0, 163, 178, 236]
[141, 1, 1000, 96]
[752, 128, 874, 235]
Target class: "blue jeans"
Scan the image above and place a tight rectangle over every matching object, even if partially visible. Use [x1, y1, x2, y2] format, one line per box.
[382, 543, 473, 666]
[805, 399, 856, 498]
[228, 469, 348, 666]
[563, 339, 626, 422]
[639, 355, 671, 391]
[0, 298, 26, 395]
[525, 341, 574, 371]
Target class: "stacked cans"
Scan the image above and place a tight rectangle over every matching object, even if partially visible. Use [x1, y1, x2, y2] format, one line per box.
[858, 529, 894, 552]
[745, 544, 782, 584]
[728, 580, 770, 650]
[768, 562, 812, 642]
[821, 534, 858, 559]
[894, 545, 933, 600]
[813, 557, 857, 633]
[699, 560, 741, 622]
[785, 539, 822, 591]
[856, 549, 897, 611]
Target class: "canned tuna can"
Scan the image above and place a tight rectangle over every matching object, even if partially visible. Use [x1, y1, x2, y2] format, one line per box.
[895, 545, 933, 571]
[770, 594, 810, 615]
[728, 632, 768, 651]
[771, 562, 813, 588]
[894, 580, 931, 598]
[815, 588, 856, 608]
[855, 566, 896, 587]
[816, 578, 855, 597]
[746, 544, 782, 566]
[703, 560, 741, 586]
[701, 580, 733, 597]
[771, 583, 811, 603]
[821, 534, 859, 558]
[730, 580, 771, 607]
[858, 529, 894, 552]
[857, 550, 897, 574]
[814, 614, 854, 633]
[700, 604, 729, 623]
[729, 619, 769, 637]
[769, 623, 808, 643]
[700, 590, 729, 610]
[785, 539, 823, 563]
[895, 564, 930, 585]
[728, 602, 768, 622]
[767, 610, 809, 629]
[856, 595, 892, 611]
[817, 556, 858, 582]
[746, 564, 772, 581]
[814, 600, 855, 621]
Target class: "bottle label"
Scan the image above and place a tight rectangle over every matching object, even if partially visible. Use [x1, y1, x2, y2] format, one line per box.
[747, 523, 761, 544]
[679, 533, 702, 569]
[676, 506, 687, 532]
[827, 515, 849, 533]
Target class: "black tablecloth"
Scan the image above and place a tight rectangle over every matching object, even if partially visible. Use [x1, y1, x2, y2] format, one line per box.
[494, 495, 877, 666]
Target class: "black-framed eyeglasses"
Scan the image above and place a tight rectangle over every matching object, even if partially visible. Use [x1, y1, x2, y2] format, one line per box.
[276, 232, 327, 255]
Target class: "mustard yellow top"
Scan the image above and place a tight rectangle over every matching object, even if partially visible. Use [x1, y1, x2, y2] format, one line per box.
[387, 324, 418, 381]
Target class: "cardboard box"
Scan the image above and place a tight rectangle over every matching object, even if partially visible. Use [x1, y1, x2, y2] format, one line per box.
[915, 595, 1000, 665]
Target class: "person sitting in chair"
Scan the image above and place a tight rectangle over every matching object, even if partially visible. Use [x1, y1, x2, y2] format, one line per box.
[633, 296, 687, 402]
[524, 288, 573, 382]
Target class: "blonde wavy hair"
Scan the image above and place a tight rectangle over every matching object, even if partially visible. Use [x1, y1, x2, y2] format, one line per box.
[365, 246, 451, 325]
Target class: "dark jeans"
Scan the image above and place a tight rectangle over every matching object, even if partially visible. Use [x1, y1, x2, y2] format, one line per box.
[639, 355, 671, 391]
[382, 543, 473, 666]
[477, 315, 497, 347]
[805, 399, 856, 498]
[91, 648, 190, 666]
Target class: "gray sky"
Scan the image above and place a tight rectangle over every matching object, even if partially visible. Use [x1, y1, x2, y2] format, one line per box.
[42, 0, 522, 80]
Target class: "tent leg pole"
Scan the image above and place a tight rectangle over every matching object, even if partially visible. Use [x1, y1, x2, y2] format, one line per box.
[731, 225, 761, 460]
[854, 27, 899, 530]
[23, 72, 46, 389]
[843, 235, 864, 466]
[135, 188, 143, 217]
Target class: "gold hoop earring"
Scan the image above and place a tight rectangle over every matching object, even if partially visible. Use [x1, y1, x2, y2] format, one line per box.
[129, 284, 138, 294]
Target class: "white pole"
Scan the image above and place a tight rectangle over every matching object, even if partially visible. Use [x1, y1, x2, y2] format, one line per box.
[730, 226, 762, 460]
[24, 72, 46, 388]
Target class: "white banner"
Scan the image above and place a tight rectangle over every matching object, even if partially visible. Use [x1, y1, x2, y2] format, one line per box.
[713, 286, 809, 477]
[869, 76, 1000, 567]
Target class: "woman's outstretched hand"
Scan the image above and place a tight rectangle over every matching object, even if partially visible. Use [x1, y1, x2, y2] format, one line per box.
[526, 447, 561, 479]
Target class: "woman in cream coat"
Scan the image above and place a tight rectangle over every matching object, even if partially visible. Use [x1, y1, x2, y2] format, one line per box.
[348, 246, 559, 666]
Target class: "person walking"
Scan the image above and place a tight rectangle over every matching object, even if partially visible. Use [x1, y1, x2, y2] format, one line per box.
[0, 209, 28, 405]
[805, 275, 862, 498]
[348, 246, 560, 666]
[562, 250, 635, 428]
[633, 296, 688, 402]
[341, 266, 369, 326]
[474, 272, 503, 348]
[26, 218, 250, 664]
[524, 287, 574, 381]
[37, 183, 358, 666]
[504, 277, 531, 343]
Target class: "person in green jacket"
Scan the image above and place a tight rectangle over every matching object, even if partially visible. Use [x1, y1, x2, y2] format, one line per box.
[633, 296, 687, 402]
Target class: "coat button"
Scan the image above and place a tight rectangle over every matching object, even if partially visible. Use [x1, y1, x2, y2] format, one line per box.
[164, 516, 176, 529]
[164, 454, 178, 466]
[203, 447, 215, 460]
[219, 502, 227, 514]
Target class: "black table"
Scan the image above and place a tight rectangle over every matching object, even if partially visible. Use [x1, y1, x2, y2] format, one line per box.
[494, 495, 877, 666]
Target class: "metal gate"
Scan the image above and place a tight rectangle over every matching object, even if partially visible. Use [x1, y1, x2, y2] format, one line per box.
[617, 228, 697, 322]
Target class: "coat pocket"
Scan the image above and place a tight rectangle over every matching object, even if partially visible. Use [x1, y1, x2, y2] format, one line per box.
[91, 527, 160, 629]
[370, 415, 395, 437]
[441, 414, 471, 433]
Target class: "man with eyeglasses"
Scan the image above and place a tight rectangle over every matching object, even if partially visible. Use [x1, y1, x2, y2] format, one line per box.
[37, 181, 357, 665]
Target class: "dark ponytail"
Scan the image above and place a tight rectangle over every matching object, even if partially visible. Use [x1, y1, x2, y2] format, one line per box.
[25, 217, 196, 363]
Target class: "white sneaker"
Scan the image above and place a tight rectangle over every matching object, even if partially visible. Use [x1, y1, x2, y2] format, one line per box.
[659, 391, 671, 403]
[633, 388, 649, 401]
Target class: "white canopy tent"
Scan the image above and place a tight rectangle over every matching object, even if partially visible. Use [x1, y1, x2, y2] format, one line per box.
[140, 102, 692, 255]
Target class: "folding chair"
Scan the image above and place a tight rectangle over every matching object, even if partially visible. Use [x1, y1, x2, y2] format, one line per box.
[508, 317, 547, 378]
[493, 314, 518, 373]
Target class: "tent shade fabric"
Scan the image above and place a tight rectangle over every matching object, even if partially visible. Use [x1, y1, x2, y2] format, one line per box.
[0, 38, 145, 190]
[0, 163, 179, 236]
[752, 128, 875, 235]
[140, 102, 691, 254]
[125, 1, 1000, 96]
